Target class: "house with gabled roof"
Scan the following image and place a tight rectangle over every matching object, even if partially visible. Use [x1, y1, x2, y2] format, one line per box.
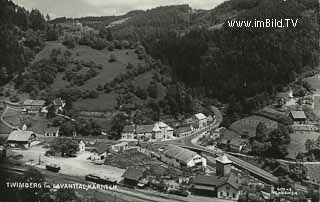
[90, 144, 111, 161]
[152, 121, 174, 140]
[44, 127, 60, 137]
[160, 145, 206, 168]
[7, 130, 36, 148]
[23, 99, 45, 114]
[193, 113, 207, 129]
[290, 110, 307, 124]
[122, 167, 145, 187]
[192, 155, 241, 201]
[121, 125, 136, 140]
[136, 124, 154, 140]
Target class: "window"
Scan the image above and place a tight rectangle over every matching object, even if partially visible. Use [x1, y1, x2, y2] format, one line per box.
[227, 192, 229, 197]
[220, 192, 223, 196]
[233, 193, 236, 198]
[226, 186, 230, 190]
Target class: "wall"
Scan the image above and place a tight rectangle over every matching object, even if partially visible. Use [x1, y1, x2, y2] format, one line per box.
[217, 185, 240, 201]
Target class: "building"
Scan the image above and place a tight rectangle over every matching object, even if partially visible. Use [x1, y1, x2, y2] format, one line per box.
[90, 144, 110, 161]
[78, 140, 86, 152]
[122, 167, 145, 187]
[23, 99, 45, 114]
[111, 142, 129, 152]
[290, 110, 307, 124]
[191, 155, 241, 201]
[176, 125, 193, 138]
[193, 113, 207, 129]
[122, 122, 174, 141]
[152, 122, 174, 140]
[53, 98, 66, 112]
[160, 145, 207, 168]
[44, 127, 60, 137]
[7, 130, 36, 148]
[121, 125, 136, 140]
[136, 125, 154, 141]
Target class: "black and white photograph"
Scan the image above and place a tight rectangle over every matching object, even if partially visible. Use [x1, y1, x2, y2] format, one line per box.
[0, 0, 319, 201]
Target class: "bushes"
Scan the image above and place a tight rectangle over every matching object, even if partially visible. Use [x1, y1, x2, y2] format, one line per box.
[62, 35, 77, 49]
[81, 90, 99, 99]
[9, 95, 20, 103]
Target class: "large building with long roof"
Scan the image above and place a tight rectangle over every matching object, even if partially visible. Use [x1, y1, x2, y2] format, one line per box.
[160, 145, 207, 168]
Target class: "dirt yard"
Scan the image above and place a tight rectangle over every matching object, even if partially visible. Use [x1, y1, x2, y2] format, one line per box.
[13, 145, 125, 182]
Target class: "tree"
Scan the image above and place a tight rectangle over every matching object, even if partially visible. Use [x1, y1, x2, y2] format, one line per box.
[147, 81, 158, 98]
[255, 122, 269, 142]
[110, 113, 128, 139]
[46, 14, 50, 21]
[50, 138, 79, 157]
[268, 124, 291, 158]
[29, 9, 45, 30]
[62, 35, 77, 49]
[59, 121, 76, 137]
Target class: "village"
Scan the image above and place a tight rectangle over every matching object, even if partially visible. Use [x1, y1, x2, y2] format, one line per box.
[1, 79, 320, 202]
[0, 0, 319, 201]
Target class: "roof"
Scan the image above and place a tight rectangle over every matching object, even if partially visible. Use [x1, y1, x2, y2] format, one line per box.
[45, 127, 60, 134]
[216, 155, 232, 164]
[177, 126, 192, 134]
[122, 125, 135, 133]
[290, 111, 307, 120]
[194, 113, 207, 120]
[113, 142, 128, 147]
[23, 99, 45, 106]
[91, 144, 110, 154]
[192, 173, 240, 190]
[153, 122, 173, 132]
[7, 130, 35, 142]
[136, 125, 154, 134]
[122, 167, 144, 181]
[163, 145, 200, 164]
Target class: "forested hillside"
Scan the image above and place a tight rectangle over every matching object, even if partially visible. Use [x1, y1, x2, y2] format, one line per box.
[0, 0, 46, 85]
[108, 0, 319, 124]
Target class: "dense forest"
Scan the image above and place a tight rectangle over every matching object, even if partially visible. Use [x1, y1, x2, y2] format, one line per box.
[0, 0, 46, 85]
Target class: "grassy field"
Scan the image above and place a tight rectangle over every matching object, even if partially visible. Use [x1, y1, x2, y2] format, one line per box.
[304, 74, 320, 94]
[287, 131, 320, 159]
[229, 115, 278, 138]
[73, 92, 118, 112]
[34, 41, 154, 112]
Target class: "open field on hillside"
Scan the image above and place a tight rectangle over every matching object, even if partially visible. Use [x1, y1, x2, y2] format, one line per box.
[287, 132, 320, 159]
[73, 92, 118, 111]
[304, 74, 320, 94]
[229, 115, 278, 138]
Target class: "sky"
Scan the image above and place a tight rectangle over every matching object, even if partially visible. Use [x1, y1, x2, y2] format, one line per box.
[12, 0, 227, 19]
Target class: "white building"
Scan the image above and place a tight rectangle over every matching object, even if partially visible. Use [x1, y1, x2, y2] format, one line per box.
[152, 122, 174, 140]
[44, 127, 60, 137]
[160, 145, 207, 168]
[193, 113, 207, 129]
[78, 140, 86, 152]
